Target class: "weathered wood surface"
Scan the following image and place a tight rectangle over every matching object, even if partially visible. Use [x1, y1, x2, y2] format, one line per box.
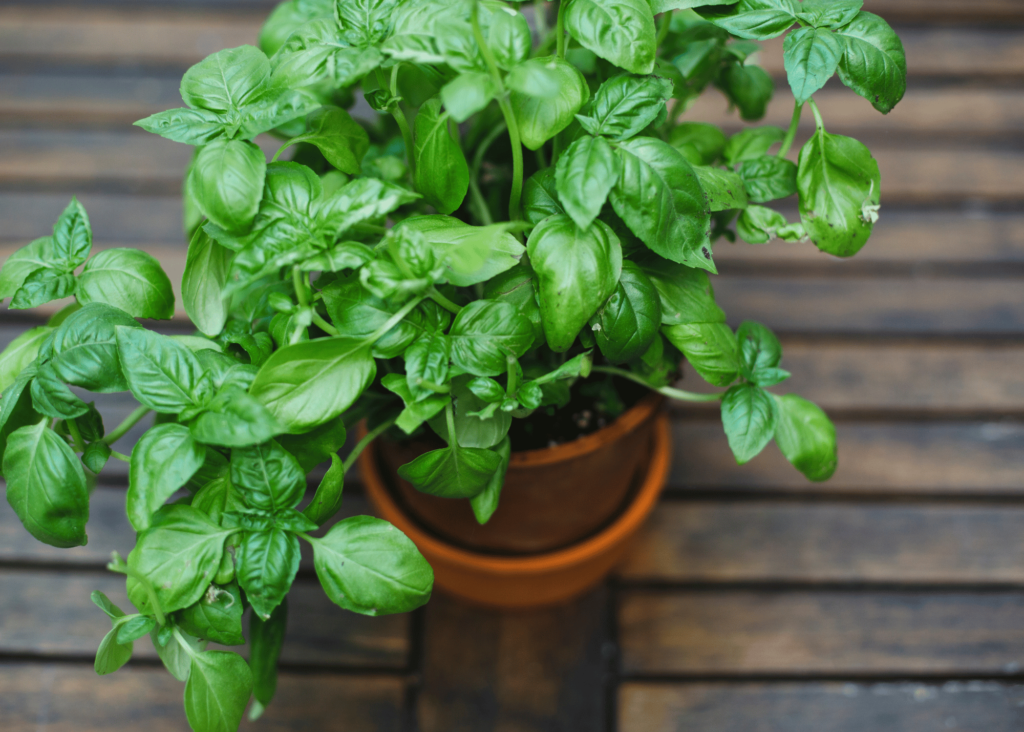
[1, 664, 407, 732]
[618, 682, 1024, 732]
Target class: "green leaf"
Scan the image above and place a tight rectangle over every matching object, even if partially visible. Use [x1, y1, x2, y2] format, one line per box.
[575, 74, 674, 141]
[470, 435, 510, 525]
[736, 204, 790, 243]
[663, 321, 740, 387]
[177, 582, 245, 646]
[522, 168, 564, 226]
[724, 126, 785, 165]
[669, 122, 727, 166]
[481, 263, 543, 344]
[3, 418, 89, 547]
[382, 373, 450, 434]
[405, 331, 450, 402]
[116, 327, 213, 413]
[30, 362, 88, 419]
[91, 590, 125, 619]
[440, 71, 498, 123]
[510, 57, 590, 150]
[395, 216, 525, 287]
[653, 0, 739, 10]
[484, 2, 532, 69]
[296, 106, 370, 175]
[128, 423, 207, 532]
[836, 11, 907, 114]
[693, 165, 749, 212]
[414, 97, 469, 215]
[183, 228, 233, 337]
[249, 337, 376, 433]
[796, 0, 861, 28]
[797, 127, 880, 257]
[271, 19, 383, 89]
[304, 453, 345, 526]
[46, 302, 141, 393]
[527, 214, 622, 352]
[116, 615, 157, 644]
[506, 59, 563, 98]
[426, 376, 510, 449]
[0, 367, 42, 470]
[716, 62, 773, 121]
[699, 0, 797, 40]
[189, 139, 267, 233]
[152, 627, 200, 682]
[190, 387, 282, 448]
[276, 414, 347, 473]
[184, 650, 253, 732]
[398, 443, 502, 498]
[783, 26, 843, 104]
[591, 261, 661, 363]
[10, 268, 76, 310]
[134, 107, 226, 146]
[0, 326, 50, 393]
[78, 248, 175, 320]
[555, 135, 622, 230]
[335, 0, 402, 46]
[82, 440, 111, 473]
[95, 627, 133, 675]
[448, 300, 534, 376]
[249, 600, 287, 716]
[311, 515, 432, 615]
[738, 156, 797, 203]
[721, 383, 778, 464]
[127, 505, 235, 614]
[230, 440, 305, 512]
[192, 473, 243, 527]
[0, 237, 55, 300]
[610, 137, 713, 271]
[181, 45, 271, 113]
[737, 320, 790, 386]
[237, 527, 300, 620]
[565, 0, 657, 74]
[52, 197, 92, 270]
[634, 252, 724, 325]
[774, 394, 837, 481]
[322, 277, 422, 358]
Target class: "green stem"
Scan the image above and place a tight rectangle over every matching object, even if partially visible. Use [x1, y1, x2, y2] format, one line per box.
[367, 296, 424, 344]
[110, 450, 131, 463]
[777, 99, 803, 158]
[292, 266, 309, 307]
[656, 10, 673, 46]
[377, 67, 416, 179]
[807, 97, 825, 131]
[311, 311, 339, 336]
[342, 415, 398, 474]
[469, 122, 508, 226]
[445, 401, 458, 448]
[505, 356, 519, 397]
[172, 627, 198, 657]
[103, 406, 151, 445]
[67, 418, 85, 453]
[591, 366, 722, 403]
[415, 379, 450, 394]
[556, 0, 567, 59]
[428, 287, 463, 314]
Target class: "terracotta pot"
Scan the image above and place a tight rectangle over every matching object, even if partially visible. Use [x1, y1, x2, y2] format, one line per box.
[359, 399, 671, 609]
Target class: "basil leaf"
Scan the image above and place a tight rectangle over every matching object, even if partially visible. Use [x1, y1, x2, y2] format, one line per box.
[295, 106, 369, 175]
[610, 137, 713, 271]
[91, 590, 125, 619]
[276, 414, 347, 473]
[398, 443, 503, 499]
[485, 3, 531, 68]
[249, 600, 287, 719]
[52, 197, 92, 271]
[382, 373, 450, 434]
[663, 321, 740, 387]
[3, 418, 89, 547]
[738, 156, 797, 203]
[591, 260, 661, 363]
[723, 126, 785, 165]
[189, 387, 281, 448]
[177, 581, 245, 646]
[184, 651, 253, 732]
[10, 268, 76, 310]
[272, 19, 383, 89]
[481, 263, 543, 344]
[796, 0, 861, 28]
[716, 62, 773, 121]
[249, 337, 376, 433]
[693, 165, 749, 212]
[152, 627, 200, 682]
[0, 367, 42, 470]
[470, 435, 511, 525]
[78, 248, 175, 320]
[576, 74, 674, 141]
[565, 0, 656, 74]
[721, 382, 778, 464]
[47, 302, 140, 393]
[192, 473, 243, 526]
[303, 453, 345, 526]
[127, 505, 235, 614]
[527, 214, 622, 352]
[797, 127, 880, 257]
[0, 237, 54, 300]
[230, 440, 305, 512]
[95, 627, 133, 676]
[30, 362, 89, 420]
[555, 135, 621, 230]
[181, 45, 270, 113]
[414, 97, 469, 215]
[426, 376, 511, 449]
[736, 204, 788, 243]
[448, 300, 534, 377]
[116, 616, 157, 644]
[134, 108, 226, 146]
[635, 252, 723, 326]
[82, 441, 112, 473]
[335, 0, 401, 46]
[699, 0, 798, 40]
[322, 278, 421, 358]
[783, 26, 843, 104]
[669, 122, 727, 166]
[510, 57, 589, 150]
[506, 58, 563, 99]
[183, 228, 233, 337]
[189, 139, 267, 233]
[395, 216, 525, 287]
[0, 326, 50, 393]
[440, 71, 498, 123]
[237, 527, 300, 620]
[116, 328, 213, 413]
[405, 331, 450, 402]
[737, 320, 790, 386]
[127, 423, 206, 532]
[836, 11, 907, 114]
[774, 394, 838, 481]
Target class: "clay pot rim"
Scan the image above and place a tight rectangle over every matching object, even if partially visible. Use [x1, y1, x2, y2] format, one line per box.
[360, 412, 671, 576]
[506, 391, 664, 467]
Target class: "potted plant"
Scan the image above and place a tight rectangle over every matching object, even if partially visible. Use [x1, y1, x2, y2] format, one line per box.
[0, 0, 905, 729]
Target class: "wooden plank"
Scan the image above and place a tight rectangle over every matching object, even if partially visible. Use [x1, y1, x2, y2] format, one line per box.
[416, 589, 610, 732]
[619, 590, 1024, 674]
[0, 569, 409, 668]
[1, 663, 405, 732]
[668, 420, 1024, 494]
[618, 681, 1024, 732]
[618, 502, 1024, 583]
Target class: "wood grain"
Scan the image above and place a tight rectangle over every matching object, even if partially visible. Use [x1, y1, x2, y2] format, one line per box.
[619, 591, 1024, 674]
[618, 502, 1024, 583]
[1, 663, 405, 732]
[0, 569, 409, 668]
[618, 681, 1024, 732]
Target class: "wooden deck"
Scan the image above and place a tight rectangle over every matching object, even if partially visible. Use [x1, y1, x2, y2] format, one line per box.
[3, 1, 1024, 729]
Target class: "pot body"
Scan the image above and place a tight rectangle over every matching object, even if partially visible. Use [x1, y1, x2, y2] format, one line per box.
[360, 398, 671, 608]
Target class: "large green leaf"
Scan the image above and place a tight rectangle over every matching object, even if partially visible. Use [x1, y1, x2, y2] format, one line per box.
[0, 237, 55, 300]
[128, 423, 206, 532]
[115, 327, 213, 413]
[663, 321, 740, 387]
[237, 528, 300, 620]
[394, 216, 525, 287]
[183, 228, 233, 337]
[189, 387, 282, 448]
[783, 26, 843, 104]
[575, 74, 674, 141]
[181, 45, 271, 113]
[51, 197, 92, 271]
[177, 581, 245, 646]
[590, 260, 661, 363]
[230, 440, 305, 511]
[699, 0, 797, 40]
[565, 0, 657, 74]
[294, 106, 369, 175]
[184, 650, 253, 732]
[414, 97, 469, 215]
[448, 300, 534, 376]
[554, 135, 621, 230]
[0, 326, 50, 393]
[77, 248, 175, 320]
[45, 302, 140, 393]
[721, 383, 778, 464]
[836, 11, 907, 114]
[774, 394, 838, 481]
[189, 139, 267, 233]
[510, 57, 589, 150]
[398, 444, 503, 498]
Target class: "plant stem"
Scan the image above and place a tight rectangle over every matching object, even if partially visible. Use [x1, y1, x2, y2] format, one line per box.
[292, 266, 309, 307]
[367, 296, 424, 344]
[377, 67, 416, 179]
[416, 379, 450, 393]
[428, 287, 463, 314]
[172, 627, 197, 657]
[807, 97, 825, 131]
[656, 10, 673, 45]
[505, 356, 519, 397]
[311, 311, 339, 336]
[445, 400, 458, 448]
[591, 366, 723, 403]
[777, 99, 803, 158]
[342, 415, 398, 474]
[469, 121, 507, 226]
[110, 450, 131, 463]
[67, 418, 85, 453]
[103, 406, 151, 446]
[556, 0, 567, 59]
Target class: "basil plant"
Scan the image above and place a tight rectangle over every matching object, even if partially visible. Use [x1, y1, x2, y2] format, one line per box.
[0, 0, 904, 729]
